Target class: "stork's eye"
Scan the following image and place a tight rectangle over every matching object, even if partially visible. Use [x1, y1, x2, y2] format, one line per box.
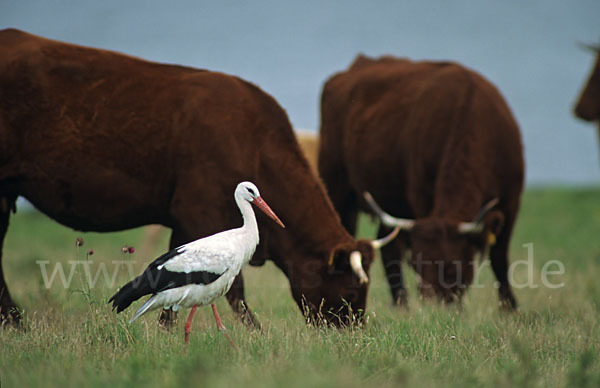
[247, 187, 255, 196]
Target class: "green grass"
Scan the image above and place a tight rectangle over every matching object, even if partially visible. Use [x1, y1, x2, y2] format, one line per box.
[1, 188, 600, 387]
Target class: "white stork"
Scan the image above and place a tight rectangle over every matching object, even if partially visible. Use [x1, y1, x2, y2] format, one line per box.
[109, 181, 285, 347]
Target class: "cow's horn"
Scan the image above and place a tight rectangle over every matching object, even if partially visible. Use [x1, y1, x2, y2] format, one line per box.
[458, 198, 500, 234]
[363, 192, 415, 230]
[349, 251, 369, 284]
[370, 225, 401, 249]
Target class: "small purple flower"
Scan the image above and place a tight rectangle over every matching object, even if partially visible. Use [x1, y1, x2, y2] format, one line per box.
[122, 245, 135, 254]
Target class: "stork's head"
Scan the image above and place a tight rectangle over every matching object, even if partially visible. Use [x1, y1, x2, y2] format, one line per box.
[236, 181, 285, 228]
[237, 181, 261, 202]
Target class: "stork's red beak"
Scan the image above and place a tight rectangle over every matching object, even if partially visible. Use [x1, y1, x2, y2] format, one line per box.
[253, 197, 285, 228]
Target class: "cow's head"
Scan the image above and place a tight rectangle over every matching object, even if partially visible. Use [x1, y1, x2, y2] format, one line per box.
[280, 228, 398, 327]
[364, 193, 502, 303]
[574, 44, 600, 122]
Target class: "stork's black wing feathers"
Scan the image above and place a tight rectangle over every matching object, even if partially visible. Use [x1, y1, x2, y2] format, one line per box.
[108, 246, 224, 313]
[154, 270, 223, 293]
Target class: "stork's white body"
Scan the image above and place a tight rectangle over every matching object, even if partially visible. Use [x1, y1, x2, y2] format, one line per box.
[130, 223, 259, 322]
[109, 181, 284, 337]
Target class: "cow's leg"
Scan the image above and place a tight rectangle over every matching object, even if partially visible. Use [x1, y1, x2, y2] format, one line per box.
[319, 164, 358, 235]
[378, 225, 409, 307]
[339, 192, 359, 237]
[0, 199, 21, 326]
[224, 272, 261, 329]
[489, 205, 519, 310]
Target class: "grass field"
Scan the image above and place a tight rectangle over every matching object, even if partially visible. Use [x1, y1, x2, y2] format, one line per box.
[1, 188, 600, 387]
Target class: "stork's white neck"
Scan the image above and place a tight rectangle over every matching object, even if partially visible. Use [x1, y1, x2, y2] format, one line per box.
[235, 193, 260, 245]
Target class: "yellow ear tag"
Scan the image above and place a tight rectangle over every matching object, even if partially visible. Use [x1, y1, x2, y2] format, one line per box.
[328, 253, 335, 267]
[488, 233, 496, 246]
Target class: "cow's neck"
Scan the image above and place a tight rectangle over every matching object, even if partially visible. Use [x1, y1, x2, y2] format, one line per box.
[262, 159, 353, 262]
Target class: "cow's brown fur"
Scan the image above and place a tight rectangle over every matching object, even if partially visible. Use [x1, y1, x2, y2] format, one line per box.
[318, 54, 524, 309]
[574, 48, 600, 134]
[0, 29, 374, 326]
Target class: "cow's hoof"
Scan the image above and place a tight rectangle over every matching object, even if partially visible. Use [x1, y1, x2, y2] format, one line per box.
[393, 290, 409, 309]
[158, 308, 178, 329]
[239, 310, 262, 331]
[0, 304, 23, 328]
[499, 296, 518, 312]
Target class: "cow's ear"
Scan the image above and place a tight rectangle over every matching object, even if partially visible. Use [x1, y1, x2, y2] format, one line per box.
[326, 242, 374, 274]
[356, 240, 376, 267]
[327, 247, 350, 274]
[483, 210, 504, 243]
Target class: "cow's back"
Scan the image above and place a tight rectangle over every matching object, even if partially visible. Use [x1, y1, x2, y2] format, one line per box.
[320, 56, 524, 219]
[574, 49, 600, 122]
[0, 29, 298, 231]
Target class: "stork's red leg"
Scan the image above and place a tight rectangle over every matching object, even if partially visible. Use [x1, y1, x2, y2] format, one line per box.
[211, 303, 239, 350]
[184, 305, 198, 346]
[210, 303, 226, 331]
[225, 273, 261, 329]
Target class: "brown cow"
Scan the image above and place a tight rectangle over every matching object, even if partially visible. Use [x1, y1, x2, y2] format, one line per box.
[318, 54, 524, 309]
[0, 29, 390, 327]
[574, 44, 600, 127]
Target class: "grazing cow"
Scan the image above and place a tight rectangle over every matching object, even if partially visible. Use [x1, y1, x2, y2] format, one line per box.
[574, 44, 600, 132]
[0, 29, 388, 327]
[318, 54, 524, 309]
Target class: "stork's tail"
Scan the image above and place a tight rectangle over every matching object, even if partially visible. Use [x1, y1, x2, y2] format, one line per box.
[108, 279, 160, 323]
[128, 297, 159, 323]
[108, 275, 148, 314]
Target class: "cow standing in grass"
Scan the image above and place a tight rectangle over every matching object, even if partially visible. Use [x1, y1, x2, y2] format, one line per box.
[0, 29, 382, 327]
[318, 55, 524, 309]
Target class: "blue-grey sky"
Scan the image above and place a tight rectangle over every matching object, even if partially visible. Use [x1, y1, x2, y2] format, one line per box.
[2, 0, 600, 185]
